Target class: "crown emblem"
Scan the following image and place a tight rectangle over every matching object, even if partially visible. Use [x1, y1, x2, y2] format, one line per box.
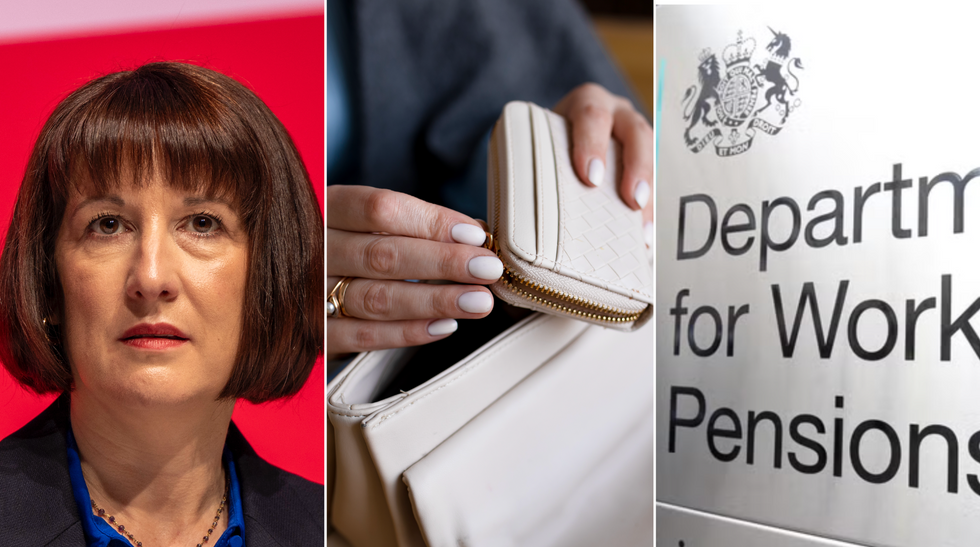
[722, 31, 755, 68]
[697, 48, 713, 63]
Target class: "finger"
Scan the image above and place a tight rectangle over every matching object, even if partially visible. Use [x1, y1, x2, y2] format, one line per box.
[612, 106, 655, 212]
[326, 185, 486, 245]
[558, 84, 615, 187]
[327, 229, 504, 283]
[643, 204, 653, 248]
[327, 317, 459, 355]
[338, 279, 494, 320]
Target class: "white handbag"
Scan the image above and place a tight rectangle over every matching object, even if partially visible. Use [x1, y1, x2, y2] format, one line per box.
[327, 102, 653, 547]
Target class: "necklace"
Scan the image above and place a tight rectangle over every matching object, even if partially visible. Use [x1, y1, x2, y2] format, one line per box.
[90, 473, 229, 547]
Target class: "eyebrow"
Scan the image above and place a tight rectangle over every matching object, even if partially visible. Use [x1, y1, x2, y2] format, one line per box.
[183, 196, 233, 207]
[77, 195, 125, 209]
[67, 195, 125, 221]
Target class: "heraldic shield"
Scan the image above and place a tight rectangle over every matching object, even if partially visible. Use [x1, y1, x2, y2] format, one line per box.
[682, 28, 804, 157]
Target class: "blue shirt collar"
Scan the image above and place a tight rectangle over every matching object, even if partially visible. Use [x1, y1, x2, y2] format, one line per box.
[67, 426, 246, 547]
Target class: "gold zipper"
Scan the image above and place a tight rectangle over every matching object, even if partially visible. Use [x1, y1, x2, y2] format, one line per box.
[499, 266, 644, 323]
[486, 130, 644, 324]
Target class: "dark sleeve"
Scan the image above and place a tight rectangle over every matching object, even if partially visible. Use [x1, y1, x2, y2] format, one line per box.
[349, 0, 635, 212]
[228, 423, 325, 546]
[0, 394, 85, 546]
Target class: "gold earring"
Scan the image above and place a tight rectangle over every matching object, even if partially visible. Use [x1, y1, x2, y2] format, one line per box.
[42, 317, 56, 343]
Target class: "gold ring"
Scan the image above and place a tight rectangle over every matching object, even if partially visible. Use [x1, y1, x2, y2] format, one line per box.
[327, 277, 355, 318]
[483, 231, 497, 253]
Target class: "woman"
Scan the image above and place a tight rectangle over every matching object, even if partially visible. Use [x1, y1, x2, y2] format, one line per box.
[0, 62, 323, 546]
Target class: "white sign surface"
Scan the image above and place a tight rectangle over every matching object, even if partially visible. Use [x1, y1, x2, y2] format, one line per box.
[658, 503, 865, 547]
[656, 6, 980, 547]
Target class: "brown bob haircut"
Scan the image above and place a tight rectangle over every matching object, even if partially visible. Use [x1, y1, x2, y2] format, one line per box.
[0, 62, 323, 403]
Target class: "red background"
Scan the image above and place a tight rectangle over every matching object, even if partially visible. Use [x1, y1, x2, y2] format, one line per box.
[0, 13, 325, 484]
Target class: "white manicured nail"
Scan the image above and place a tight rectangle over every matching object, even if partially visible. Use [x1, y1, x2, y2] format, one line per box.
[644, 221, 653, 247]
[634, 180, 650, 209]
[451, 223, 487, 246]
[458, 291, 493, 313]
[428, 318, 458, 336]
[588, 158, 605, 186]
[468, 256, 504, 280]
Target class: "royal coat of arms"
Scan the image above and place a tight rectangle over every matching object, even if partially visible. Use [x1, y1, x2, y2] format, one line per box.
[682, 28, 804, 157]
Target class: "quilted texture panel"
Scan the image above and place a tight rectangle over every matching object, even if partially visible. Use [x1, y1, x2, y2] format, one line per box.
[545, 108, 653, 302]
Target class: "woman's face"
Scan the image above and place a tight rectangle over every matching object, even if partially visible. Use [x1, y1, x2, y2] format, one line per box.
[54, 171, 248, 407]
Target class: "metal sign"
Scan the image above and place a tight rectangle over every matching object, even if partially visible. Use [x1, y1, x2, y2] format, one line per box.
[657, 5, 980, 547]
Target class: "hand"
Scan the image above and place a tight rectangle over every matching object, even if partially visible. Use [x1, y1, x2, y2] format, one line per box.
[554, 83, 654, 245]
[326, 185, 502, 360]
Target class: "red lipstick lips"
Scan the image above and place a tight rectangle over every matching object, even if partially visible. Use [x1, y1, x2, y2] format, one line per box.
[120, 323, 188, 350]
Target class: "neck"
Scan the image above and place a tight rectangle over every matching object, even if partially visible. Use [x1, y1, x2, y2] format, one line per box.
[70, 391, 235, 544]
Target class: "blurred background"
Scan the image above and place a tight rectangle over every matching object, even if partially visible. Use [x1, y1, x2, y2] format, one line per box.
[0, 0, 324, 484]
[581, 0, 654, 116]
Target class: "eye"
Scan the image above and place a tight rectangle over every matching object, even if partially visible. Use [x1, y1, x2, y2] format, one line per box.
[89, 215, 124, 235]
[186, 214, 221, 235]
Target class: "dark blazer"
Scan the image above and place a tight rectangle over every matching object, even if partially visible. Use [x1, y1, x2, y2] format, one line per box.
[0, 395, 324, 547]
[332, 0, 637, 219]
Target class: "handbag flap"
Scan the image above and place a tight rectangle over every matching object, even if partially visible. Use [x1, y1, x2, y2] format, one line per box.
[495, 101, 653, 304]
[403, 318, 654, 546]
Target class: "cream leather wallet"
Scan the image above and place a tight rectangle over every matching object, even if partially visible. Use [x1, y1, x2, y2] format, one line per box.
[486, 101, 653, 330]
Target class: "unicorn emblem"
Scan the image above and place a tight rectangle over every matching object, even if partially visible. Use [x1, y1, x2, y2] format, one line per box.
[754, 27, 804, 123]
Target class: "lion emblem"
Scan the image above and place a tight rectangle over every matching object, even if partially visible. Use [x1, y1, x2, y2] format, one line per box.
[682, 53, 721, 146]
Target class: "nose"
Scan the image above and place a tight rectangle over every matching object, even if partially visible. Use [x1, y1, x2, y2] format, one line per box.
[125, 228, 180, 303]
